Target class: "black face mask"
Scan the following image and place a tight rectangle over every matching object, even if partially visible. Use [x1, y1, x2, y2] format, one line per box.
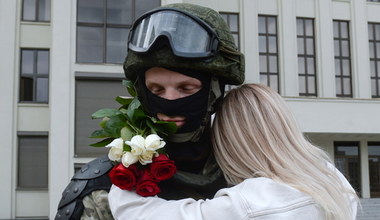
[138, 71, 211, 133]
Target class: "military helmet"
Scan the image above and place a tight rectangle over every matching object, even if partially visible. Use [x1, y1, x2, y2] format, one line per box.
[123, 3, 245, 85]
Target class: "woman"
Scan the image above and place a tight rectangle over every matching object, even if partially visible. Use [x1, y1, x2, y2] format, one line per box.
[108, 84, 358, 220]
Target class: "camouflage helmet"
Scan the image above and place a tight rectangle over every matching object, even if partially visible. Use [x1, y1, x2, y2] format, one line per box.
[123, 3, 245, 85]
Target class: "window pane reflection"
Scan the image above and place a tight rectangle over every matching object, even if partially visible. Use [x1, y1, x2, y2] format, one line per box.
[36, 78, 49, 102]
[77, 26, 104, 63]
[107, 0, 132, 25]
[106, 28, 129, 64]
[77, 0, 103, 23]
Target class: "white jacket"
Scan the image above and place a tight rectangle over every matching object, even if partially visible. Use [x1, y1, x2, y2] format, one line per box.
[109, 171, 357, 220]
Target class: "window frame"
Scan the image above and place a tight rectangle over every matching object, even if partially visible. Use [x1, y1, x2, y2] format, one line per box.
[258, 15, 280, 93]
[17, 132, 49, 190]
[19, 48, 50, 103]
[333, 20, 353, 98]
[21, 0, 51, 22]
[297, 17, 317, 97]
[368, 23, 380, 98]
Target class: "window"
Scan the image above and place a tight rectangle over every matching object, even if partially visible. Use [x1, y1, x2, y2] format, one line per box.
[18, 133, 48, 189]
[20, 49, 49, 103]
[258, 15, 279, 92]
[220, 12, 240, 91]
[76, 0, 160, 64]
[220, 12, 240, 49]
[368, 23, 380, 98]
[75, 78, 128, 157]
[334, 142, 361, 194]
[22, 0, 50, 22]
[333, 20, 352, 97]
[368, 0, 380, 2]
[368, 142, 380, 198]
[297, 18, 317, 96]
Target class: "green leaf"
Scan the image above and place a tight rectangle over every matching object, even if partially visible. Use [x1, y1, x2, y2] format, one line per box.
[89, 129, 110, 138]
[126, 98, 142, 120]
[115, 96, 133, 106]
[99, 117, 110, 128]
[155, 120, 178, 134]
[92, 108, 121, 119]
[120, 126, 134, 141]
[104, 115, 127, 138]
[90, 138, 114, 147]
[123, 143, 131, 152]
[122, 80, 137, 97]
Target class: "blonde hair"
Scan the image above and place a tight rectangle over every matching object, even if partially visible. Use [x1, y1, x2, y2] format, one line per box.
[211, 84, 358, 220]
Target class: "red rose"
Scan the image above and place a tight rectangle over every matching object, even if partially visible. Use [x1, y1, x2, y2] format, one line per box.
[135, 169, 160, 196]
[150, 154, 176, 181]
[108, 163, 138, 191]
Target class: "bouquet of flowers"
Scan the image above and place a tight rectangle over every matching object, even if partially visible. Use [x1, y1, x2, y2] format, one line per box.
[89, 80, 177, 196]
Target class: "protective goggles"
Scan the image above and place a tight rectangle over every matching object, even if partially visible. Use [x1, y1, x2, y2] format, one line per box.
[128, 8, 220, 58]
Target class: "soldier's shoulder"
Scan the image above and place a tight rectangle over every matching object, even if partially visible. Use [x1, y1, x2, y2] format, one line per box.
[56, 155, 114, 220]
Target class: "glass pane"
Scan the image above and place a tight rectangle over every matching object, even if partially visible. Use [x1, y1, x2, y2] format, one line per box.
[77, 0, 104, 23]
[259, 36, 267, 53]
[268, 36, 277, 53]
[269, 75, 278, 92]
[335, 77, 342, 95]
[369, 24, 374, 40]
[307, 57, 315, 74]
[135, 0, 160, 18]
[77, 26, 104, 63]
[334, 40, 340, 56]
[229, 14, 238, 32]
[259, 55, 267, 73]
[297, 19, 304, 36]
[377, 43, 380, 58]
[370, 61, 376, 77]
[342, 59, 350, 76]
[305, 19, 313, 36]
[233, 34, 239, 47]
[369, 144, 380, 156]
[369, 42, 375, 58]
[341, 21, 348, 38]
[220, 13, 228, 22]
[343, 77, 351, 95]
[37, 50, 49, 74]
[258, 16, 266, 34]
[368, 144, 380, 197]
[107, 0, 132, 25]
[335, 59, 341, 76]
[36, 78, 49, 102]
[308, 76, 316, 94]
[20, 77, 34, 101]
[18, 136, 48, 188]
[297, 38, 304, 55]
[333, 21, 339, 38]
[298, 57, 305, 74]
[372, 79, 377, 96]
[38, 0, 51, 21]
[267, 17, 276, 34]
[22, 50, 35, 74]
[306, 38, 314, 55]
[299, 76, 306, 94]
[106, 27, 129, 64]
[23, 0, 36, 21]
[376, 24, 380, 39]
[269, 56, 277, 73]
[341, 40, 349, 57]
[260, 74, 268, 86]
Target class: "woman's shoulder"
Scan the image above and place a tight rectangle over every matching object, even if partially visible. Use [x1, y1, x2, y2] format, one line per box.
[216, 177, 322, 219]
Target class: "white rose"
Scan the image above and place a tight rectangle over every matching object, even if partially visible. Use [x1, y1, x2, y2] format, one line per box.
[145, 134, 166, 151]
[121, 151, 139, 167]
[138, 151, 156, 165]
[106, 138, 124, 162]
[125, 135, 145, 156]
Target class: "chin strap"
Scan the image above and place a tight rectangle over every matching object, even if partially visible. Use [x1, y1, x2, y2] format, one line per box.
[167, 77, 222, 143]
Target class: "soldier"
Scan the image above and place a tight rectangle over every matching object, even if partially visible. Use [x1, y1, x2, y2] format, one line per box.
[56, 3, 244, 219]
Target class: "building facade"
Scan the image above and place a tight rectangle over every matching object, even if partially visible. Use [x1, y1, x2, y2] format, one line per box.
[0, 0, 379, 219]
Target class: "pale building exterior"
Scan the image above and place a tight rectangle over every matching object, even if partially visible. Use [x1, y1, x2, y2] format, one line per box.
[0, 0, 379, 219]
